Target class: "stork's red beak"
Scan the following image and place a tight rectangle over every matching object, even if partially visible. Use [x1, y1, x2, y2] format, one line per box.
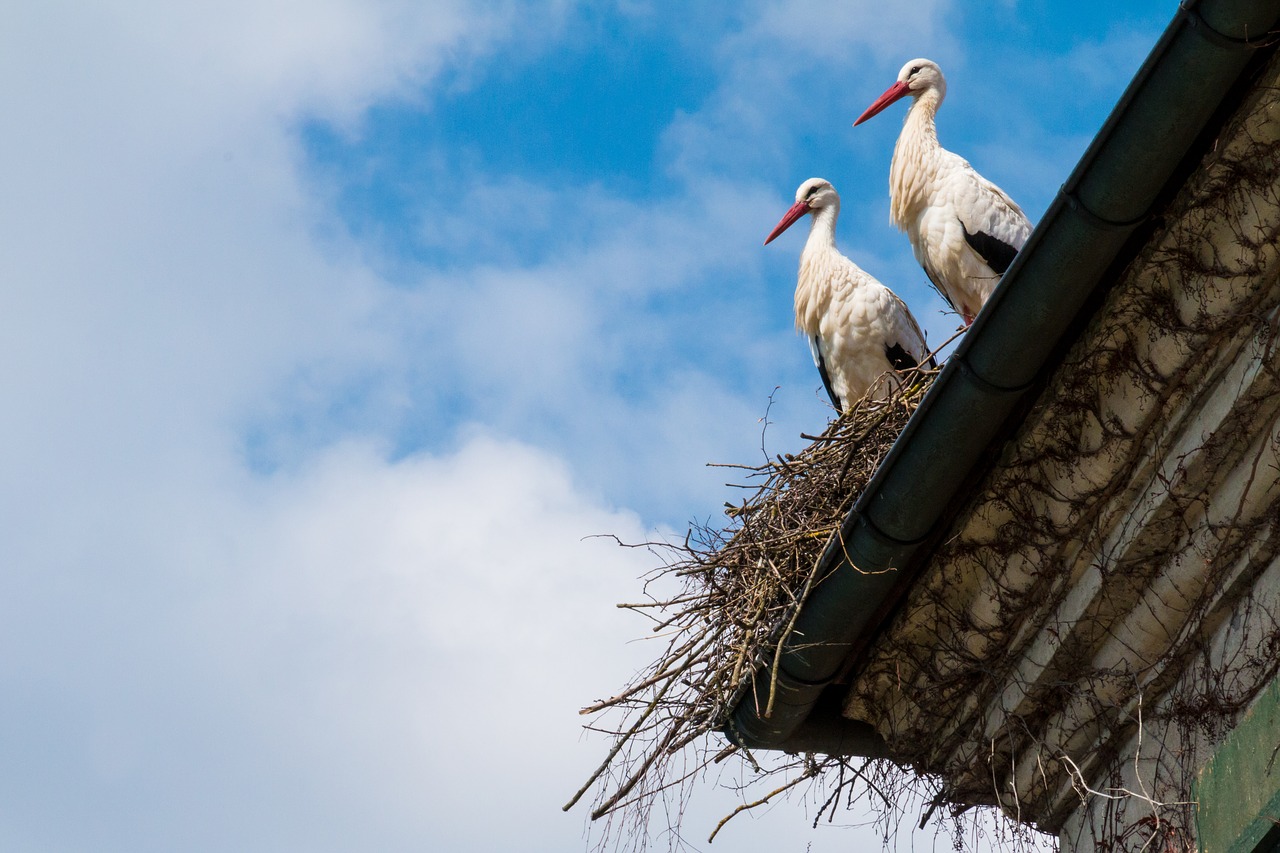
[764, 200, 810, 245]
[854, 79, 911, 126]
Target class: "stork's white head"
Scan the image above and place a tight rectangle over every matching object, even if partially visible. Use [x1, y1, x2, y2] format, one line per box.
[763, 178, 839, 245]
[853, 58, 946, 126]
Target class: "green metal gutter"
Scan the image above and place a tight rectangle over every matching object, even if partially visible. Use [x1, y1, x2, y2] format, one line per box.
[726, 0, 1280, 754]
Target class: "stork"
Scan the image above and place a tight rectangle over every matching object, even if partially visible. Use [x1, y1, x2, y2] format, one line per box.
[854, 58, 1031, 326]
[765, 177, 935, 411]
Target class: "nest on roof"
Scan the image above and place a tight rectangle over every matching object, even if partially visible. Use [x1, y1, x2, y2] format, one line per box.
[566, 364, 941, 846]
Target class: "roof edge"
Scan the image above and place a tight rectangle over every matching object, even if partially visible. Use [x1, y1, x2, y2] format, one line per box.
[726, 0, 1280, 753]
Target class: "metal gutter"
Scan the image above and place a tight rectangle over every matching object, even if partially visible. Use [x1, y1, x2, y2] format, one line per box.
[726, 0, 1280, 753]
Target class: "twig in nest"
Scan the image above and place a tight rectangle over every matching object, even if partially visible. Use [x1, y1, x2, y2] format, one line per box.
[707, 767, 819, 843]
[570, 365, 940, 838]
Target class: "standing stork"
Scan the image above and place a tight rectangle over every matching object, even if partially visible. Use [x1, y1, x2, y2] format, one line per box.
[854, 58, 1032, 326]
[765, 177, 935, 411]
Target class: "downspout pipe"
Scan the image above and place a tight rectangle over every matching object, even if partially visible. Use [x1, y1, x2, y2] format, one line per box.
[726, 0, 1280, 753]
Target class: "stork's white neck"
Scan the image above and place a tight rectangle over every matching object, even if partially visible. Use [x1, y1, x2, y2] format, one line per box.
[889, 89, 943, 230]
[794, 204, 840, 336]
[802, 203, 839, 254]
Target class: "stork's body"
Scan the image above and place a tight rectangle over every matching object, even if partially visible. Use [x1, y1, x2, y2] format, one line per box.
[856, 59, 1031, 325]
[765, 178, 934, 411]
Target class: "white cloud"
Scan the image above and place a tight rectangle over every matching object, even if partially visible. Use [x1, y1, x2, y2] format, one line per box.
[0, 430, 664, 851]
[217, 435, 661, 850]
[656, 0, 958, 182]
[0, 3, 682, 850]
[0, 1, 529, 463]
[735, 0, 954, 64]
[0, 3, 842, 850]
[340, 169, 835, 516]
[0, 0, 1104, 848]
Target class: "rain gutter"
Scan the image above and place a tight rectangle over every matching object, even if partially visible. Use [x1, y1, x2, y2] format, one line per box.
[726, 0, 1280, 754]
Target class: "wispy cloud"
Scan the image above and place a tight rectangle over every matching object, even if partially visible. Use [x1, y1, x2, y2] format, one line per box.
[0, 5, 674, 850]
[657, 0, 959, 182]
[0, 431, 662, 850]
[0, 0, 1174, 850]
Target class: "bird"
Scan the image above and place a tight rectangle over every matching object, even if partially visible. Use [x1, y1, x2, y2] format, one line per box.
[764, 177, 935, 412]
[854, 58, 1032, 326]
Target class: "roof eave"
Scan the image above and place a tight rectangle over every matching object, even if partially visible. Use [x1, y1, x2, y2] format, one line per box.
[726, 0, 1280, 754]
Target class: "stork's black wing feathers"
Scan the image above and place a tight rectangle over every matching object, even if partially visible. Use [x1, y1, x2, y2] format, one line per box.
[812, 335, 842, 411]
[922, 265, 959, 312]
[885, 341, 919, 372]
[961, 222, 1019, 274]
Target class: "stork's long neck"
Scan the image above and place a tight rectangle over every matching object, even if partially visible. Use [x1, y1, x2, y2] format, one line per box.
[803, 203, 838, 255]
[794, 204, 839, 335]
[889, 88, 943, 230]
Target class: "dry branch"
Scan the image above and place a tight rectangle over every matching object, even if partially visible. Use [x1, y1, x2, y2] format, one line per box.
[568, 365, 939, 847]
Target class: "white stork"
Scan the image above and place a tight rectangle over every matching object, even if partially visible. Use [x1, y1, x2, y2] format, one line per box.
[854, 58, 1031, 326]
[765, 177, 935, 411]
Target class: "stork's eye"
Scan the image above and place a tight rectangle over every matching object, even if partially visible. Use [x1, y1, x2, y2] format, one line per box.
[805, 185, 820, 199]
[909, 65, 922, 77]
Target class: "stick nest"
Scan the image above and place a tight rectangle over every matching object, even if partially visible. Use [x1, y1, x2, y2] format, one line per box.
[567, 366, 940, 846]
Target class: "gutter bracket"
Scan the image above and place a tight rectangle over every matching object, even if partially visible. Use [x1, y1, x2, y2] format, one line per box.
[1179, 1, 1276, 50]
[1061, 188, 1151, 232]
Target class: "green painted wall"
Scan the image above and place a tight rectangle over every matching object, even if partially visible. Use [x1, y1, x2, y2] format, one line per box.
[1197, 676, 1280, 853]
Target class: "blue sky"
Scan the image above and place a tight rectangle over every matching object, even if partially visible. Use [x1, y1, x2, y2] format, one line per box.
[0, 1, 1174, 851]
